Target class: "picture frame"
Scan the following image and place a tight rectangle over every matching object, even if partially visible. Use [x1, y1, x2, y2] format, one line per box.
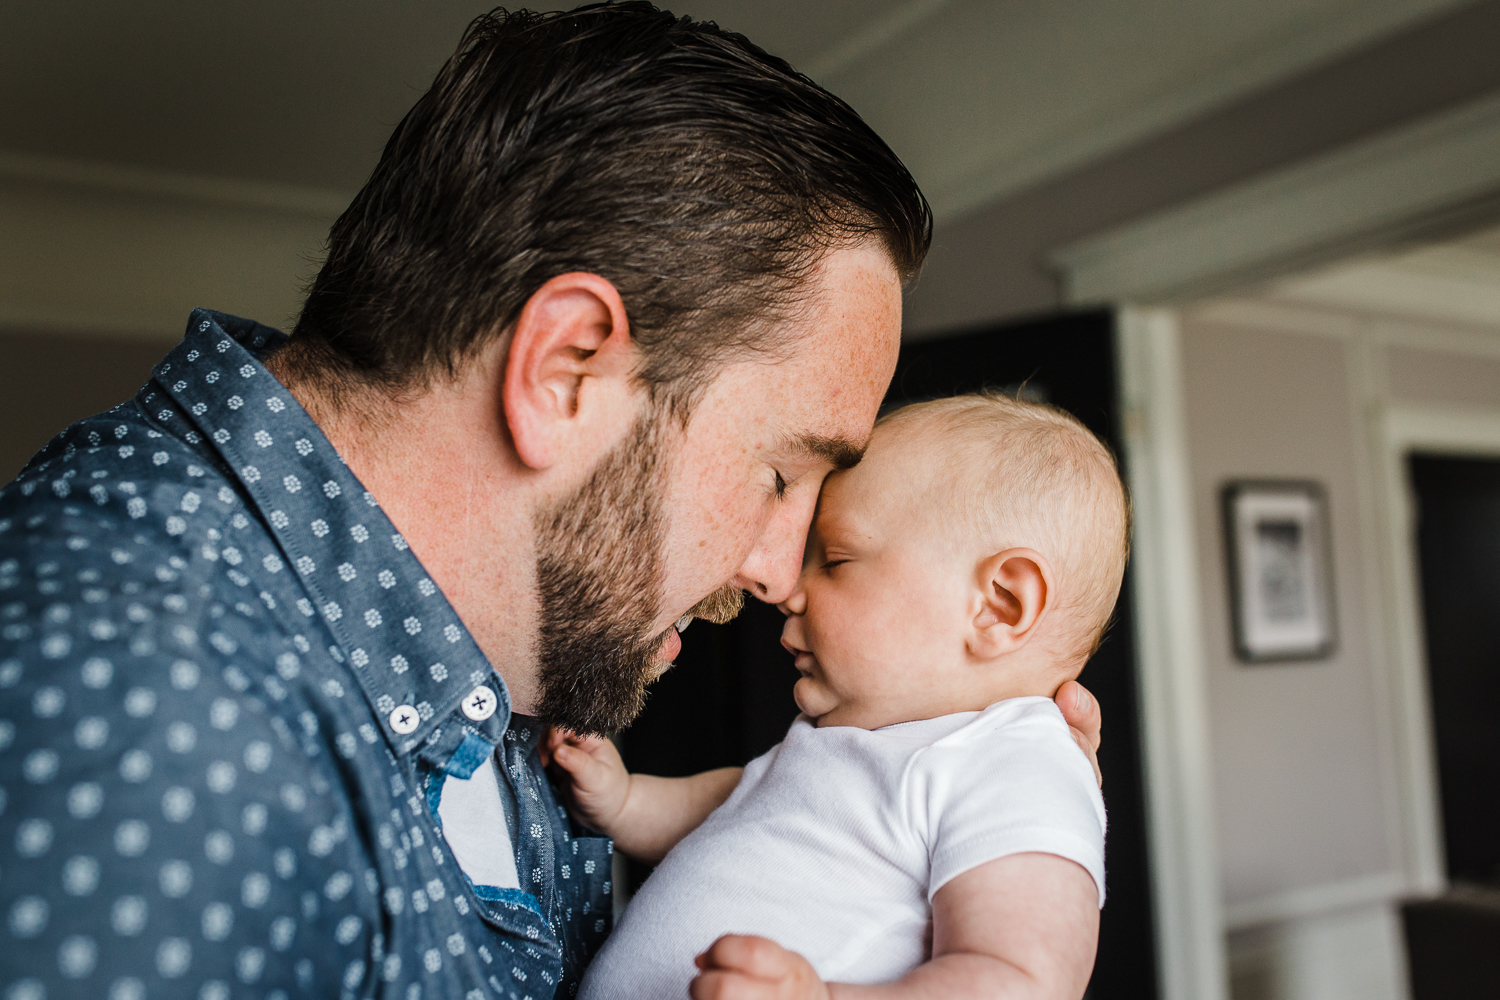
[1222, 480, 1336, 663]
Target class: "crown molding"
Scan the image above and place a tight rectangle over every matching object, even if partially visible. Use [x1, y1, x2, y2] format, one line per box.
[1052, 88, 1500, 304]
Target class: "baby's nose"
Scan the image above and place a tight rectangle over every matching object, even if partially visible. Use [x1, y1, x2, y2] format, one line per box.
[777, 585, 807, 617]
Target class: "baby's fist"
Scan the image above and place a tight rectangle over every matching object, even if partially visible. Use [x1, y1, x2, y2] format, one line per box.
[543, 728, 631, 835]
[691, 935, 830, 1000]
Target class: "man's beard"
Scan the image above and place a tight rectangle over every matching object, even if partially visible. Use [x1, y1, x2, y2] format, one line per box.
[531, 411, 744, 737]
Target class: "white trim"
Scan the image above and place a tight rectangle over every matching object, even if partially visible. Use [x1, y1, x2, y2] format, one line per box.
[1116, 306, 1229, 1000]
[1384, 405, 1500, 454]
[926, 0, 1469, 222]
[1224, 870, 1409, 929]
[1052, 90, 1500, 305]
[1344, 336, 1438, 915]
[0, 149, 352, 217]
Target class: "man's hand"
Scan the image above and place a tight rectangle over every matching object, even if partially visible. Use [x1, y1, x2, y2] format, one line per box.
[1055, 680, 1102, 787]
[692, 935, 830, 1000]
[543, 727, 633, 836]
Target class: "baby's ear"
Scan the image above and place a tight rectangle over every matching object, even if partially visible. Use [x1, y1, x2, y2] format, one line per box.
[968, 548, 1053, 660]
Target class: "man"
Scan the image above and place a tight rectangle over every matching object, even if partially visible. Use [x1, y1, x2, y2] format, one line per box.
[0, 5, 1103, 998]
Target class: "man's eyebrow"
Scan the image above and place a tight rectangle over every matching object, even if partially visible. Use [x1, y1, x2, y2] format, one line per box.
[789, 433, 865, 470]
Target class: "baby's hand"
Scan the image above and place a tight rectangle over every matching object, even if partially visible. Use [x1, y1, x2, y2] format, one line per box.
[691, 935, 830, 1000]
[543, 728, 632, 836]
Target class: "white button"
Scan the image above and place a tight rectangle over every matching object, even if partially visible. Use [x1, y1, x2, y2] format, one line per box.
[389, 704, 420, 735]
[461, 685, 498, 722]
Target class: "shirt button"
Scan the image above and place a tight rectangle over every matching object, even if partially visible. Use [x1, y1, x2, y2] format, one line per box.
[389, 705, 420, 735]
[461, 685, 498, 722]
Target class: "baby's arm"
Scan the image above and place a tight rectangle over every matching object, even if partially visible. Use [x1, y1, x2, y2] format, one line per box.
[691, 852, 1098, 1000]
[545, 729, 742, 862]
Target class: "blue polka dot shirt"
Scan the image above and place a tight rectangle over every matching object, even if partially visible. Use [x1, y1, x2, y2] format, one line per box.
[0, 310, 613, 1000]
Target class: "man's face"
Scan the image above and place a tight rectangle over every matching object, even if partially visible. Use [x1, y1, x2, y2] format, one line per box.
[654, 244, 903, 651]
[530, 243, 902, 735]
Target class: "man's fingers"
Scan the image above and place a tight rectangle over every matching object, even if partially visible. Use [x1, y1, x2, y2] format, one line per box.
[1056, 679, 1101, 751]
[1070, 725, 1103, 788]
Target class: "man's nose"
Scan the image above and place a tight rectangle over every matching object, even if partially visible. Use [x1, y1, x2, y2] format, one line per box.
[731, 495, 814, 604]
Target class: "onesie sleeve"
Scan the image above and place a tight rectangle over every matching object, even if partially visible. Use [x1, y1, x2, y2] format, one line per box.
[914, 699, 1107, 907]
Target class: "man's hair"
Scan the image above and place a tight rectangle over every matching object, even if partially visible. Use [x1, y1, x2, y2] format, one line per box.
[283, 2, 932, 419]
[879, 393, 1131, 665]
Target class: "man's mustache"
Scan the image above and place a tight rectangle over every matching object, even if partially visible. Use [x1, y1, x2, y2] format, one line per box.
[685, 585, 745, 625]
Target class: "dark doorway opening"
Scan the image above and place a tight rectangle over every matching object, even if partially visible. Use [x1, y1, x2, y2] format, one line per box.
[620, 309, 1158, 999]
[1401, 453, 1500, 1000]
[1409, 454, 1500, 885]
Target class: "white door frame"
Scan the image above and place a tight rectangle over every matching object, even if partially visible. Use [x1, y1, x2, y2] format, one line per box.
[1116, 307, 1230, 1000]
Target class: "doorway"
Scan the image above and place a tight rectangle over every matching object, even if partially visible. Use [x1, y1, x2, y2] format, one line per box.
[620, 309, 1159, 999]
[1408, 453, 1500, 885]
[1401, 452, 1500, 998]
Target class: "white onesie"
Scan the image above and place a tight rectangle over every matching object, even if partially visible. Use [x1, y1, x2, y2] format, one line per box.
[579, 696, 1106, 998]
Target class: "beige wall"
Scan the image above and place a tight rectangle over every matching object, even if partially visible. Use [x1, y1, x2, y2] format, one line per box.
[1386, 343, 1500, 407]
[1180, 320, 1395, 907]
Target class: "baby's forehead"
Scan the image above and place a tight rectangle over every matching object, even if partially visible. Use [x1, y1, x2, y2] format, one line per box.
[820, 422, 963, 511]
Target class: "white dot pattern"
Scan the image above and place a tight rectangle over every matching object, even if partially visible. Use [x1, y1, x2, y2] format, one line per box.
[0, 310, 612, 998]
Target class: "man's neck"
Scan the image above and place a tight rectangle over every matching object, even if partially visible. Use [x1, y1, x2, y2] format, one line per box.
[267, 350, 545, 714]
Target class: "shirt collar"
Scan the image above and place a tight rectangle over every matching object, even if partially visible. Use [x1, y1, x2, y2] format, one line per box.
[152, 308, 512, 753]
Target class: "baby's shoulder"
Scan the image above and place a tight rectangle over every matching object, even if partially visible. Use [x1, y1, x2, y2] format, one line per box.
[933, 695, 1073, 747]
[910, 697, 1095, 789]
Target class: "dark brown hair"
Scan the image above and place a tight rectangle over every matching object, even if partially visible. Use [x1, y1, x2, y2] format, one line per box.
[285, 2, 931, 418]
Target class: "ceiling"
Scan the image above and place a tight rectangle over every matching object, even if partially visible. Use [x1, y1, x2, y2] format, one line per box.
[1268, 221, 1500, 327]
[0, 0, 1475, 221]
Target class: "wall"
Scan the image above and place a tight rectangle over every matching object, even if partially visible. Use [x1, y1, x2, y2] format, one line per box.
[0, 330, 174, 483]
[0, 172, 337, 484]
[1181, 322, 1393, 906]
[0, 173, 334, 337]
[1176, 295, 1500, 1000]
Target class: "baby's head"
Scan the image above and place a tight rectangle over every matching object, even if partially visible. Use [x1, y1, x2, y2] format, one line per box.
[779, 392, 1129, 729]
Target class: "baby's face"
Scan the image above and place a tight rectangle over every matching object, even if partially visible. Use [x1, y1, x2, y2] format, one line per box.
[779, 427, 982, 729]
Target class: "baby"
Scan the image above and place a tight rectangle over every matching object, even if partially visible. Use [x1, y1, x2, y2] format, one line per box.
[552, 393, 1129, 1000]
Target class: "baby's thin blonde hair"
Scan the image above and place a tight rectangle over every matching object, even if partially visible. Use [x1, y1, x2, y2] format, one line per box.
[878, 392, 1130, 668]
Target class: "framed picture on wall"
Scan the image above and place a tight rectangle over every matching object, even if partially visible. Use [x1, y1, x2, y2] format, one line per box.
[1222, 480, 1336, 662]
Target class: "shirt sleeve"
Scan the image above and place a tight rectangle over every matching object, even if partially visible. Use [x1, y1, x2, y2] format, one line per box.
[914, 700, 1107, 907]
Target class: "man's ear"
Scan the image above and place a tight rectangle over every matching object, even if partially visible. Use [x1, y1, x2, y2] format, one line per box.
[969, 548, 1053, 660]
[502, 272, 637, 471]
